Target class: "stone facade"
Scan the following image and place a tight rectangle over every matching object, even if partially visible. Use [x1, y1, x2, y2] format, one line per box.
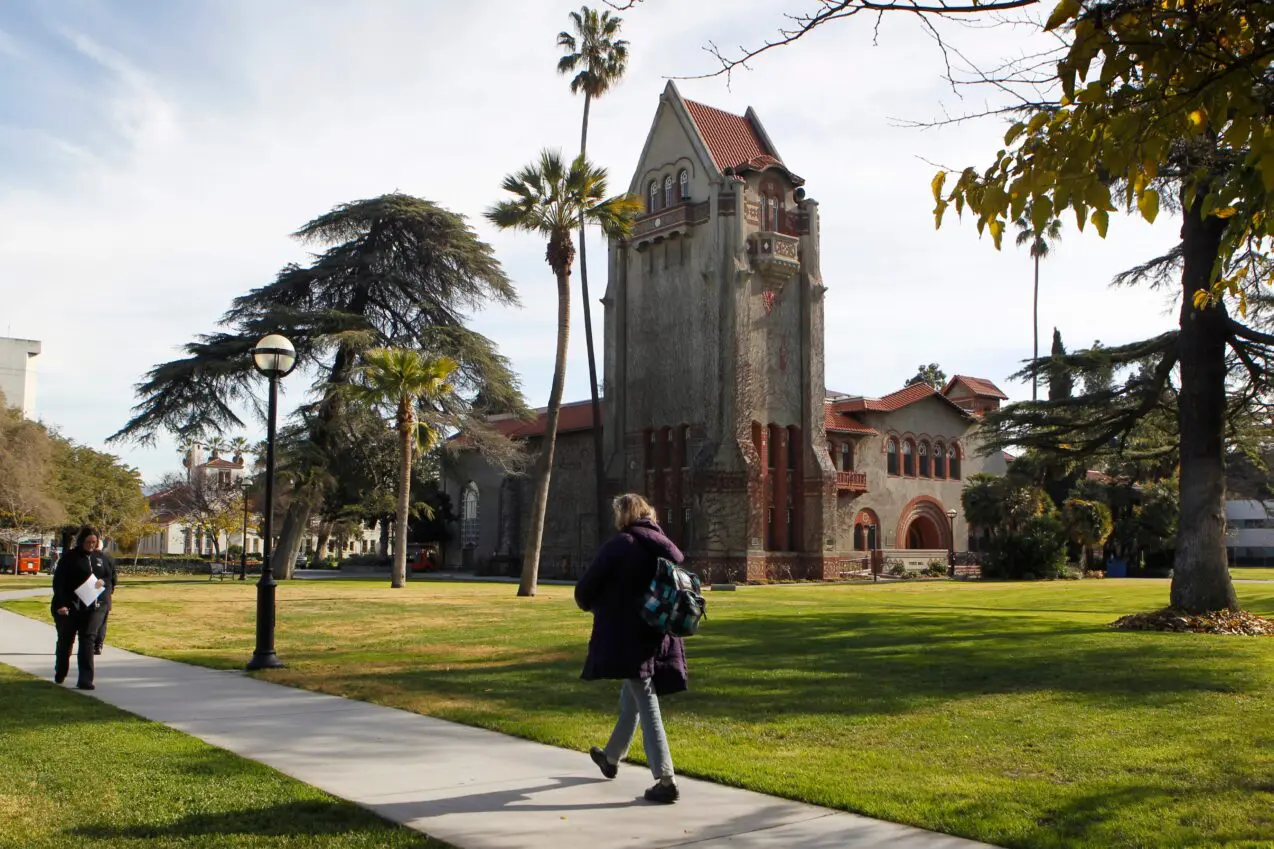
[445, 84, 1012, 581]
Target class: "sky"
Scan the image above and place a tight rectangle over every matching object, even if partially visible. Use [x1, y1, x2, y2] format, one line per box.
[0, 0, 1184, 484]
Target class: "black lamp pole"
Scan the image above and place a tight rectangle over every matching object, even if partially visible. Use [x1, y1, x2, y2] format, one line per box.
[247, 336, 294, 671]
[239, 482, 251, 581]
[946, 509, 958, 578]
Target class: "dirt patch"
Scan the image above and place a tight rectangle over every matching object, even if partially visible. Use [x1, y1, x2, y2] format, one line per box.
[1111, 607, 1274, 636]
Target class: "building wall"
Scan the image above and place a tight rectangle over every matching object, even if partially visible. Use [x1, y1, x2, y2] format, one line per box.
[0, 337, 40, 418]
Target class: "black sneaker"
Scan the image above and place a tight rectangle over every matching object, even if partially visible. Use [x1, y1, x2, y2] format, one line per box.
[644, 781, 679, 804]
[54, 673, 66, 685]
[75, 682, 95, 691]
[589, 747, 617, 779]
[94, 646, 103, 656]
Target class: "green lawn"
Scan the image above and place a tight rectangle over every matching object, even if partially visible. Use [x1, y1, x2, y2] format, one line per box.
[1231, 567, 1274, 581]
[6, 578, 1274, 848]
[0, 666, 447, 848]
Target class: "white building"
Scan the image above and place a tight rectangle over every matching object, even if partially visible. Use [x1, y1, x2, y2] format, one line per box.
[137, 440, 380, 561]
[1226, 500, 1274, 566]
[0, 337, 41, 419]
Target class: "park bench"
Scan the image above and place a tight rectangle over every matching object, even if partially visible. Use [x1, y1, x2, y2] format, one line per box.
[209, 561, 232, 581]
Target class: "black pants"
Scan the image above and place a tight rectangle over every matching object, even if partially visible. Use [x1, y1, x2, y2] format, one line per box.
[54, 607, 105, 686]
[96, 610, 110, 651]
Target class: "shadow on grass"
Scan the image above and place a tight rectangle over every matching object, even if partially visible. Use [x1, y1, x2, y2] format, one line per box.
[297, 608, 1257, 724]
[69, 800, 435, 842]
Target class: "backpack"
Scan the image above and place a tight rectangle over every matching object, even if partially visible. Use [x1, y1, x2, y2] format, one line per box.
[640, 557, 707, 637]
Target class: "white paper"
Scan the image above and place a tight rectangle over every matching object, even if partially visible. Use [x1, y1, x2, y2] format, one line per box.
[74, 574, 103, 607]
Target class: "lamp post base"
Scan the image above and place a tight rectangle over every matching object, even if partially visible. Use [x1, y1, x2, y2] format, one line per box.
[246, 651, 284, 670]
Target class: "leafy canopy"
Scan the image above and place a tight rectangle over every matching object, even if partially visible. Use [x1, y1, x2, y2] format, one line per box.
[557, 6, 629, 99]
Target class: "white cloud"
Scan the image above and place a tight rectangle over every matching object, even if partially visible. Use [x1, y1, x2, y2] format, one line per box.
[0, 0, 1181, 482]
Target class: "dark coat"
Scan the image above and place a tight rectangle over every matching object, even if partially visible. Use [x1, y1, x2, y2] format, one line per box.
[51, 548, 114, 617]
[574, 520, 688, 695]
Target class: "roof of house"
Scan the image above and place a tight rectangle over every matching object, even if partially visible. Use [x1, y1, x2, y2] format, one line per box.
[199, 457, 243, 469]
[824, 404, 878, 436]
[834, 382, 974, 419]
[477, 400, 598, 441]
[943, 375, 1008, 400]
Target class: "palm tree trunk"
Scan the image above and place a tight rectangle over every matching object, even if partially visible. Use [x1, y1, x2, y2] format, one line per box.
[1170, 197, 1239, 614]
[1032, 254, 1040, 402]
[521, 255, 572, 596]
[577, 92, 609, 552]
[392, 416, 414, 589]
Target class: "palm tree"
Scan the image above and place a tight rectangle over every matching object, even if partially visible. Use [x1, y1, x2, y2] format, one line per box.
[228, 435, 252, 464]
[350, 349, 456, 589]
[487, 150, 643, 596]
[206, 437, 226, 459]
[557, 7, 629, 543]
[1014, 206, 1063, 401]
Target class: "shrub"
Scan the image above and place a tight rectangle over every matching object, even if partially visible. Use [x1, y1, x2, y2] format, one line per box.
[981, 514, 1068, 580]
[227, 544, 244, 561]
[887, 560, 907, 577]
[339, 553, 391, 569]
[925, 560, 949, 577]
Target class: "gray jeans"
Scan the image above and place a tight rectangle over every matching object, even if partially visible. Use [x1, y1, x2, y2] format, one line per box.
[603, 678, 674, 779]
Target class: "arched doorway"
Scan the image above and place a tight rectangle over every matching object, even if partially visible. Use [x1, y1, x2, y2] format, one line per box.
[905, 515, 943, 549]
[896, 497, 951, 550]
[853, 509, 880, 551]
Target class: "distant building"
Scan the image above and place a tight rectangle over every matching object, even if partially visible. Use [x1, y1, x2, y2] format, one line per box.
[0, 337, 41, 419]
[1227, 500, 1274, 566]
[137, 440, 378, 561]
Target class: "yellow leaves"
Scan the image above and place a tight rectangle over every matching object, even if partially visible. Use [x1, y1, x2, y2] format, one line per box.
[931, 171, 946, 204]
[1091, 207, 1110, 238]
[1188, 109, 1208, 131]
[988, 218, 1005, 250]
[1214, 207, 1238, 219]
[1027, 112, 1051, 135]
[1137, 188, 1160, 223]
[1046, 0, 1082, 31]
[933, 199, 948, 230]
[1004, 122, 1027, 147]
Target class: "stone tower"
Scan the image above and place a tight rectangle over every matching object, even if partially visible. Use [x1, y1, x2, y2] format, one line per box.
[602, 82, 837, 582]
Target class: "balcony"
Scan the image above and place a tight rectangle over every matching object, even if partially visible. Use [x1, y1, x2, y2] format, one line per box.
[836, 471, 868, 493]
[632, 200, 710, 248]
[748, 230, 801, 281]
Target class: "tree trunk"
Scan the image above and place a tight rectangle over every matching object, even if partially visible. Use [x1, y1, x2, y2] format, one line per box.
[311, 521, 332, 568]
[271, 499, 312, 581]
[520, 253, 572, 596]
[577, 92, 610, 552]
[1032, 254, 1040, 402]
[379, 515, 390, 558]
[1170, 198, 1239, 614]
[392, 416, 414, 589]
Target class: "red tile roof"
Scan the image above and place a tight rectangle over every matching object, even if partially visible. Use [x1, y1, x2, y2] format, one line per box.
[824, 404, 878, 435]
[200, 457, 243, 469]
[482, 400, 598, 440]
[943, 375, 1008, 400]
[835, 382, 975, 418]
[683, 100, 775, 174]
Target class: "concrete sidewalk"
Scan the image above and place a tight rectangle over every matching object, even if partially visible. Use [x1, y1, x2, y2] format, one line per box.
[0, 589, 990, 849]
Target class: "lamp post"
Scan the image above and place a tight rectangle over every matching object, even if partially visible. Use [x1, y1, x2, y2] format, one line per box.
[246, 333, 296, 671]
[239, 480, 252, 581]
[945, 508, 959, 577]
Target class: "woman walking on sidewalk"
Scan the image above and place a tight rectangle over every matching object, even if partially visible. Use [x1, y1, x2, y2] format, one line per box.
[574, 494, 687, 804]
[50, 526, 111, 690]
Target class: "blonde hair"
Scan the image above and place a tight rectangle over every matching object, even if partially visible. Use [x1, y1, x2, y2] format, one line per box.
[613, 493, 656, 530]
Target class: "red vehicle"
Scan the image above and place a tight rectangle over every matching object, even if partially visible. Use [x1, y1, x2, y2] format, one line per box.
[408, 544, 438, 573]
[16, 541, 42, 574]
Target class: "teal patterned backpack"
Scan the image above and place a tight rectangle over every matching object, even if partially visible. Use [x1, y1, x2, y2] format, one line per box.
[640, 558, 707, 637]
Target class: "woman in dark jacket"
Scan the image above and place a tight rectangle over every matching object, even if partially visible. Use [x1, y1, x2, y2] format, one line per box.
[51, 526, 112, 690]
[575, 493, 687, 804]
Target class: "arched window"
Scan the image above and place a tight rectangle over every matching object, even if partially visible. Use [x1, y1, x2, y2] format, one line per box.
[903, 440, 916, 476]
[664, 175, 675, 208]
[918, 441, 931, 477]
[854, 509, 879, 551]
[461, 482, 480, 548]
[648, 180, 659, 212]
[886, 438, 899, 476]
[678, 169, 690, 200]
[933, 441, 946, 479]
[767, 197, 778, 231]
[949, 445, 962, 480]
[840, 442, 853, 471]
